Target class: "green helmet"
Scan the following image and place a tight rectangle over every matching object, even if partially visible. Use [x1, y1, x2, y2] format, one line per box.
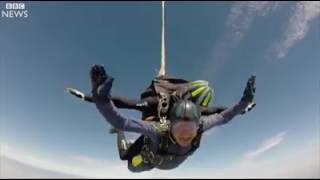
[170, 100, 201, 123]
[182, 80, 214, 107]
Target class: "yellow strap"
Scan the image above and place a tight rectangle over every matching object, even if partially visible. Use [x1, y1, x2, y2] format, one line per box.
[132, 154, 143, 167]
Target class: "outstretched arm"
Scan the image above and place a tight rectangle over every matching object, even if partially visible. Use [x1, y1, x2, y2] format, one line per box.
[112, 96, 153, 111]
[90, 65, 159, 142]
[67, 88, 95, 102]
[201, 101, 250, 131]
[199, 106, 227, 115]
[94, 96, 157, 141]
[67, 88, 154, 111]
[201, 75, 256, 131]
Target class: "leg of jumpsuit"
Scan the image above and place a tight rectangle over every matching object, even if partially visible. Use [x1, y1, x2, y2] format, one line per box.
[117, 130, 130, 160]
[127, 157, 153, 173]
[116, 131, 154, 172]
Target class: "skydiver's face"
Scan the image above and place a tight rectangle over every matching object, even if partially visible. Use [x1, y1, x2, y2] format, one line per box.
[171, 121, 199, 147]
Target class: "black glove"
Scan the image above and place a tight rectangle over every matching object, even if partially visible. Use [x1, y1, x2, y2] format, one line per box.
[90, 64, 107, 91]
[241, 75, 256, 103]
[90, 64, 114, 98]
[240, 75, 256, 114]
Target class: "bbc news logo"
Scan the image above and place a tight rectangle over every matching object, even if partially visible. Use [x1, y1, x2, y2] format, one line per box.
[1, 3, 28, 18]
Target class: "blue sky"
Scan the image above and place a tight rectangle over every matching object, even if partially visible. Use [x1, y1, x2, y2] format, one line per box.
[1, 1, 319, 178]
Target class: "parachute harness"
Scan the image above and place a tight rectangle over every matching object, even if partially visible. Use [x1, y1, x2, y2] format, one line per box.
[134, 92, 173, 167]
[158, 92, 171, 126]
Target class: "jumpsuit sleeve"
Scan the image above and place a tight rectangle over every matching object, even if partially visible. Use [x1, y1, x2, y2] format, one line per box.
[83, 94, 152, 112]
[84, 94, 94, 102]
[200, 100, 250, 131]
[94, 97, 158, 142]
[201, 75, 256, 131]
[200, 106, 227, 116]
[111, 96, 144, 111]
[111, 96, 158, 112]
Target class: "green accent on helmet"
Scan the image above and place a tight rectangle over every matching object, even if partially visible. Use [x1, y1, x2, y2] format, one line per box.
[190, 80, 208, 87]
[191, 86, 207, 97]
[187, 80, 214, 107]
[201, 89, 213, 107]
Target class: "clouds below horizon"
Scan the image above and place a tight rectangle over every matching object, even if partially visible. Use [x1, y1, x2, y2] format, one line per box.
[245, 131, 287, 158]
[1, 132, 319, 179]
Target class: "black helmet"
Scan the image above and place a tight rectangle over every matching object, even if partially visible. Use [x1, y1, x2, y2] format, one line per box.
[170, 100, 201, 123]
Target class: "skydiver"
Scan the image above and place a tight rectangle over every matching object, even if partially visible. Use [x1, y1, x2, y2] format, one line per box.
[88, 65, 256, 172]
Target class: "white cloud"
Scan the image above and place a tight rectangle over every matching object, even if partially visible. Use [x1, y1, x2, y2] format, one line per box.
[245, 131, 287, 158]
[231, 139, 320, 178]
[226, 1, 280, 45]
[272, 1, 320, 59]
[148, 142, 320, 178]
[0, 144, 138, 178]
[0, 156, 81, 179]
[204, 1, 280, 77]
[165, 137, 320, 178]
